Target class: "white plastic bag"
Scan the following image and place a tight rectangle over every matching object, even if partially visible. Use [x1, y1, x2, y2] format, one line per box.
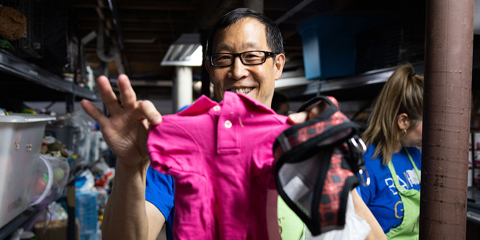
[308, 193, 371, 240]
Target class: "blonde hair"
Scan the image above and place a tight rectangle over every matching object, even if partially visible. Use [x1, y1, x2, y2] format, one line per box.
[361, 62, 424, 165]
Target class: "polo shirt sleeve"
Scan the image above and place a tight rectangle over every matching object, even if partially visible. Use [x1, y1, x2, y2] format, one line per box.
[147, 118, 202, 175]
[145, 166, 175, 220]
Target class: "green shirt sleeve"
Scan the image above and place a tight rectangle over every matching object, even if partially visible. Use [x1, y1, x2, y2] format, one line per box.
[277, 196, 307, 240]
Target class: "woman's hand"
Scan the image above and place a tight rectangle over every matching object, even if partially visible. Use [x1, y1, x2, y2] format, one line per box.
[81, 74, 162, 168]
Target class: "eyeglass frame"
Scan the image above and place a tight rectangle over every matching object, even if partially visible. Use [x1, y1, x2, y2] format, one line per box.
[208, 50, 277, 67]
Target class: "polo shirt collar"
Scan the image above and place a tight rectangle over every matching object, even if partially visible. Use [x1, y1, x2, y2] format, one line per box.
[178, 91, 276, 117]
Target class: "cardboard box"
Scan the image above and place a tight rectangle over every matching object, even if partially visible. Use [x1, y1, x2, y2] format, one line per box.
[34, 219, 79, 240]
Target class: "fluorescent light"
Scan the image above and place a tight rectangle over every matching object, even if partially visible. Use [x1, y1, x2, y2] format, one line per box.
[161, 34, 203, 66]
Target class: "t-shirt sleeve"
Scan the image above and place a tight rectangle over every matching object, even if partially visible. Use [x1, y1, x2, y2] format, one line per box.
[357, 161, 376, 205]
[145, 165, 175, 220]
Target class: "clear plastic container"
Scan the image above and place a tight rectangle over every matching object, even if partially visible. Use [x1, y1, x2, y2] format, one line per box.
[0, 114, 56, 228]
[30, 155, 70, 209]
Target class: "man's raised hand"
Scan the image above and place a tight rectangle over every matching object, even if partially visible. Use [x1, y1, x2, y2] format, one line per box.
[81, 74, 162, 168]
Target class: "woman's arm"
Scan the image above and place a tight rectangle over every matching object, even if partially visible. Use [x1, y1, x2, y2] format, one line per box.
[351, 189, 386, 240]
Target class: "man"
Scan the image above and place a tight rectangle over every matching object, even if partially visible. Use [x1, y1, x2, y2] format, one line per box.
[81, 8, 384, 240]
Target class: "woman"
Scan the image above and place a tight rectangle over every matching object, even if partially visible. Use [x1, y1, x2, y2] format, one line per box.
[357, 62, 423, 239]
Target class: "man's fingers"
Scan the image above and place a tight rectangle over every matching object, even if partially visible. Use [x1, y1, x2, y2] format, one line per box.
[288, 100, 329, 124]
[117, 74, 137, 109]
[287, 111, 308, 124]
[97, 76, 121, 114]
[308, 105, 321, 120]
[138, 100, 162, 125]
[80, 100, 108, 126]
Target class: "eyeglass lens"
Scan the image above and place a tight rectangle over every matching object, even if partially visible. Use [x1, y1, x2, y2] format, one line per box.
[211, 51, 266, 66]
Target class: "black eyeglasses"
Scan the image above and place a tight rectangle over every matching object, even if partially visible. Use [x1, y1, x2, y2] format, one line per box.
[209, 51, 276, 67]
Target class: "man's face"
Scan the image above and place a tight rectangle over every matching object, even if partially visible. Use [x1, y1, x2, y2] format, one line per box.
[206, 17, 285, 108]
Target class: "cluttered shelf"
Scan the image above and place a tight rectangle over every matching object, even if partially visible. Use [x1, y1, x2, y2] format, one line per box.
[0, 112, 113, 240]
[468, 187, 480, 224]
[0, 206, 39, 240]
[0, 49, 100, 101]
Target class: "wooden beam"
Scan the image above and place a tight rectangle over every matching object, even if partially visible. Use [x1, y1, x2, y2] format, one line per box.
[188, 0, 240, 32]
[79, 22, 185, 32]
[75, 1, 200, 11]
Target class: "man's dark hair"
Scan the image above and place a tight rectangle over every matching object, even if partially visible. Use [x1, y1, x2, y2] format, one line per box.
[206, 8, 284, 58]
[271, 91, 289, 112]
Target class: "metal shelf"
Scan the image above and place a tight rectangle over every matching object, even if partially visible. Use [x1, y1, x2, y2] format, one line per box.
[278, 61, 425, 100]
[0, 206, 39, 240]
[0, 49, 100, 101]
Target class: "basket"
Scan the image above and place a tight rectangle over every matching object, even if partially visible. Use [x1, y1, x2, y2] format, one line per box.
[0, 0, 43, 58]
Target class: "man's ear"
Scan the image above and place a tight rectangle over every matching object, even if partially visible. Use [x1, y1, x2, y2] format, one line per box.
[205, 59, 211, 75]
[397, 113, 411, 131]
[274, 53, 286, 80]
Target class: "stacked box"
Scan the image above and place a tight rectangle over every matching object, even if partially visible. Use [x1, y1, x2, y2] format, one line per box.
[34, 219, 79, 240]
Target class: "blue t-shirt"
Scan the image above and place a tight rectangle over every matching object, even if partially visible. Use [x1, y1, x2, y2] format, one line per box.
[356, 145, 421, 233]
[146, 166, 175, 240]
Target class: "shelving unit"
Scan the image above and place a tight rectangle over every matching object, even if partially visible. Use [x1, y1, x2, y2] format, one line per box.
[0, 207, 40, 239]
[0, 48, 100, 240]
[0, 49, 100, 101]
[278, 61, 425, 102]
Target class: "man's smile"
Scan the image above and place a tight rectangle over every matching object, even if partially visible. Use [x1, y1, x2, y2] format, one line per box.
[226, 87, 255, 94]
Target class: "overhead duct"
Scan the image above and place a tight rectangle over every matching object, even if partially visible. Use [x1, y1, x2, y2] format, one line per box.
[81, 31, 97, 46]
[274, 0, 315, 25]
[96, 21, 124, 75]
[96, 21, 117, 62]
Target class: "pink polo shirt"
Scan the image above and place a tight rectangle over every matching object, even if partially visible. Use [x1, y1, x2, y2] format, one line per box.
[148, 92, 291, 240]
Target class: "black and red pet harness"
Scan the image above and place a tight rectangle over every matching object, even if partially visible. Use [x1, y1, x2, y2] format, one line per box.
[273, 96, 369, 236]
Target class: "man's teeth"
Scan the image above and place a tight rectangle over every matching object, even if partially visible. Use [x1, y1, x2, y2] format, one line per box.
[231, 88, 253, 94]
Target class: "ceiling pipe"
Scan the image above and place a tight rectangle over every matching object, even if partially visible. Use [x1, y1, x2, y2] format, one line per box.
[274, 0, 315, 25]
[81, 31, 97, 46]
[107, 0, 125, 50]
[97, 21, 118, 62]
[114, 51, 125, 75]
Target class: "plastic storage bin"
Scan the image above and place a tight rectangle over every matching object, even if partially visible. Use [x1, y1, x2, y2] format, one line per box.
[0, 114, 56, 228]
